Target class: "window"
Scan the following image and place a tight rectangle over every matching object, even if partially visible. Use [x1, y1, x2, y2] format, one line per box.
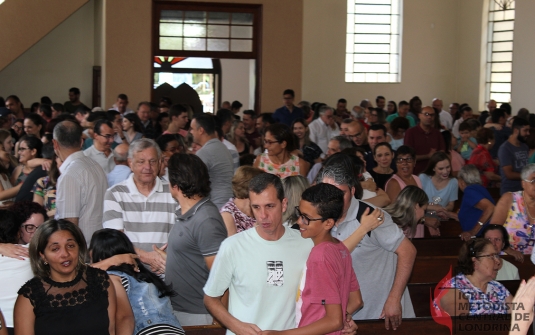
[345, 0, 402, 83]
[485, 1, 515, 105]
[153, 57, 221, 113]
[159, 11, 254, 53]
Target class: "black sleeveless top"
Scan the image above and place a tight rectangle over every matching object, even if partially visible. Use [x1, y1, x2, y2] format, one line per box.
[18, 266, 110, 335]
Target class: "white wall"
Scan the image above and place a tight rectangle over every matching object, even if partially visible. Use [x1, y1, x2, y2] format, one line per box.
[220, 59, 255, 110]
[511, 0, 535, 113]
[0, 1, 95, 107]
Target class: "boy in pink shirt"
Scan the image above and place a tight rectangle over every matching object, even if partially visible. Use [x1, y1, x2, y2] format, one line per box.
[261, 183, 363, 335]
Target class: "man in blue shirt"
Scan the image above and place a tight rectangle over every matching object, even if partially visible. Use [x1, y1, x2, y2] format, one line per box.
[272, 89, 303, 127]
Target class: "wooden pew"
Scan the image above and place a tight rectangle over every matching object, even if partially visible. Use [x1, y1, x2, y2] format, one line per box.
[424, 219, 463, 238]
[408, 280, 521, 317]
[412, 237, 464, 257]
[410, 255, 535, 283]
[184, 317, 530, 335]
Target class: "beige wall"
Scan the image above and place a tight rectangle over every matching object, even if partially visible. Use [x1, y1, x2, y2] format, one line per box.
[102, 0, 152, 109]
[511, 0, 535, 113]
[456, 0, 485, 110]
[101, 0, 303, 112]
[0, 1, 95, 107]
[302, 0, 463, 109]
[0, 0, 88, 71]
[221, 59, 255, 110]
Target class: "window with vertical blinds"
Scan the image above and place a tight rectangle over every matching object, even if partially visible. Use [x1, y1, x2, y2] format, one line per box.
[345, 0, 402, 83]
[485, 1, 515, 105]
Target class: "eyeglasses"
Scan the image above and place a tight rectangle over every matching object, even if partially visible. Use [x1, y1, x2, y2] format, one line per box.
[523, 179, 535, 184]
[345, 132, 362, 139]
[294, 207, 325, 226]
[396, 157, 414, 164]
[22, 224, 38, 233]
[264, 139, 280, 145]
[476, 253, 500, 261]
[18, 147, 30, 152]
[12, 125, 22, 130]
[97, 134, 114, 140]
[421, 112, 435, 117]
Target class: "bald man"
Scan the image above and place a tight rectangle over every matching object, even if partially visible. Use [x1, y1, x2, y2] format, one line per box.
[432, 98, 452, 130]
[404, 106, 446, 174]
[107, 143, 131, 187]
[344, 120, 371, 153]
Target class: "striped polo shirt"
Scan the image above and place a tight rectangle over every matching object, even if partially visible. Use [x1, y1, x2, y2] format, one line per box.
[103, 174, 178, 251]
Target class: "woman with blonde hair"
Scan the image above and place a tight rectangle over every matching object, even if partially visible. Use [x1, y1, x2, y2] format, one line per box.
[282, 175, 310, 227]
[227, 120, 252, 157]
[384, 185, 429, 238]
[220, 166, 263, 236]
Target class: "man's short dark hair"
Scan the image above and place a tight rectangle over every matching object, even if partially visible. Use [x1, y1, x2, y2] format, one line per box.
[369, 124, 387, 137]
[53, 120, 83, 148]
[52, 103, 65, 114]
[512, 117, 530, 131]
[398, 100, 409, 108]
[243, 110, 256, 119]
[461, 106, 472, 115]
[192, 113, 216, 135]
[118, 94, 128, 101]
[106, 109, 120, 122]
[169, 104, 189, 119]
[283, 89, 295, 98]
[376, 95, 385, 103]
[491, 108, 506, 123]
[259, 113, 274, 125]
[39, 104, 52, 118]
[69, 87, 81, 95]
[41, 96, 52, 105]
[87, 111, 108, 123]
[501, 103, 512, 116]
[168, 153, 211, 198]
[248, 173, 284, 201]
[301, 183, 344, 223]
[231, 101, 243, 110]
[337, 98, 347, 104]
[216, 109, 234, 124]
[94, 119, 113, 135]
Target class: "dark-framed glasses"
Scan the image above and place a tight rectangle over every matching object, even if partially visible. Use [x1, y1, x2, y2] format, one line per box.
[22, 224, 38, 233]
[294, 206, 324, 226]
[263, 139, 280, 145]
[97, 134, 114, 140]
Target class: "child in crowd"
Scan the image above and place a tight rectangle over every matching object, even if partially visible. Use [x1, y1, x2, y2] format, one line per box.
[261, 183, 362, 335]
[456, 121, 477, 161]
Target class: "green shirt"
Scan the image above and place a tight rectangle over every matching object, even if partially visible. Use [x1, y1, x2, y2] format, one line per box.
[386, 113, 416, 127]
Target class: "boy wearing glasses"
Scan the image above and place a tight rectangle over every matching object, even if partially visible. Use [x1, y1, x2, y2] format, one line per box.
[261, 183, 362, 335]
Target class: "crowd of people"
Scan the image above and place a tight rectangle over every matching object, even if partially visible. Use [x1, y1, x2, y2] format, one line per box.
[0, 87, 535, 334]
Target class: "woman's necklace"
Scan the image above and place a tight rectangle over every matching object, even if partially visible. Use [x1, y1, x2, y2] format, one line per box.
[523, 191, 535, 221]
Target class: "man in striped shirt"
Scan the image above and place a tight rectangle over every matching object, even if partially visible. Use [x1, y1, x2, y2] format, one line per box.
[103, 138, 177, 274]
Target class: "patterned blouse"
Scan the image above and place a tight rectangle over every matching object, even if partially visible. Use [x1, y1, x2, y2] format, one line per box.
[220, 198, 256, 233]
[504, 191, 535, 255]
[31, 176, 56, 213]
[467, 145, 496, 187]
[433, 273, 510, 315]
[259, 153, 300, 179]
